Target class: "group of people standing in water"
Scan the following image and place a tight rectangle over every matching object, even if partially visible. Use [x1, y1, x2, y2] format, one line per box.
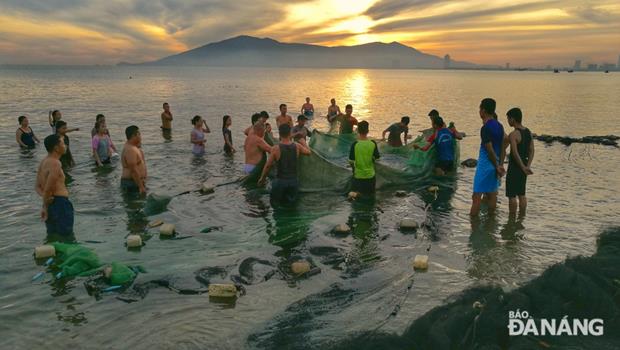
[20, 96, 533, 238]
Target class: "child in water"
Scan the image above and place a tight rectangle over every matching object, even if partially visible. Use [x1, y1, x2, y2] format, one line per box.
[191, 115, 210, 156]
[222, 115, 235, 154]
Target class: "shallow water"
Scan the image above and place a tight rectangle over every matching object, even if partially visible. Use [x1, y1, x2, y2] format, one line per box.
[0, 66, 619, 349]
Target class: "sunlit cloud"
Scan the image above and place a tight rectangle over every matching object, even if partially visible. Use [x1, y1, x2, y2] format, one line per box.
[0, 0, 618, 67]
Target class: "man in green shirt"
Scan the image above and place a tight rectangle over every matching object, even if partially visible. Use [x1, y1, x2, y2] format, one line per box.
[348, 121, 380, 195]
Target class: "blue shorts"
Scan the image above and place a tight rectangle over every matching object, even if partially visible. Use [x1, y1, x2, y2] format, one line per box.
[46, 196, 74, 236]
[473, 154, 500, 194]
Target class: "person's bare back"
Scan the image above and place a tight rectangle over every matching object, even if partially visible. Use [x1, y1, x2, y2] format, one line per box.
[244, 134, 271, 166]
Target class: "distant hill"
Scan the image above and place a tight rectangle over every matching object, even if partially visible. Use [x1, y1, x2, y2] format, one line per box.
[124, 35, 482, 69]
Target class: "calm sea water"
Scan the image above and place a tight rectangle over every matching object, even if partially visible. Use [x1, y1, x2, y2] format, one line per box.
[0, 66, 619, 349]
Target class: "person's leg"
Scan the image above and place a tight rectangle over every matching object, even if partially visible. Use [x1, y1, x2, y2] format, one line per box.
[518, 195, 527, 214]
[284, 179, 299, 204]
[487, 192, 498, 214]
[270, 179, 283, 204]
[508, 196, 518, 216]
[470, 193, 483, 216]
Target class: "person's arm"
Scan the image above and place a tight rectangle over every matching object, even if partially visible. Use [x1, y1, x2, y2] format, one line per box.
[33, 130, 40, 143]
[527, 139, 535, 168]
[420, 142, 432, 151]
[403, 128, 409, 145]
[203, 121, 210, 133]
[484, 142, 504, 176]
[48, 111, 53, 127]
[258, 146, 278, 185]
[499, 133, 509, 165]
[225, 133, 236, 152]
[108, 136, 117, 152]
[92, 137, 103, 166]
[127, 150, 146, 193]
[106, 136, 114, 157]
[16, 129, 27, 147]
[451, 128, 463, 140]
[372, 141, 381, 160]
[40, 162, 60, 221]
[348, 142, 356, 169]
[296, 141, 311, 156]
[415, 132, 434, 151]
[382, 128, 389, 140]
[67, 127, 79, 133]
[509, 132, 529, 174]
[257, 138, 272, 153]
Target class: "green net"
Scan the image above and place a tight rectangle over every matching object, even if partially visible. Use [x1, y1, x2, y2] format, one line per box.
[144, 193, 173, 216]
[304, 130, 460, 191]
[53, 243, 102, 278]
[51, 243, 140, 287]
[108, 262, 137, 285]
[238, 130, 459, 193]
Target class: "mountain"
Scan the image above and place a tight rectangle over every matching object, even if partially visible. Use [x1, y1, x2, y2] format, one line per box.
[128, 35, 480, 69]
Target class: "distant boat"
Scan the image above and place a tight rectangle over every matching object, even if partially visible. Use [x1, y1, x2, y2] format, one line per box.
[605, 70, 609, 73]
[567, 69, 574, 73]
[553, 69, 559, 73]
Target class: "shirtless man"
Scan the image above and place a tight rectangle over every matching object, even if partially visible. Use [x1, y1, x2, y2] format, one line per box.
[301, 97, 314, 117]
[36, 134, 73, 236]
[275, 104, 293, 128]
[326, 98, 341, 124]
[243, 122, 272, 174]
[244, 113, 263, 136]
[161, 103, 173, 131]
[121, 125, 147, 194]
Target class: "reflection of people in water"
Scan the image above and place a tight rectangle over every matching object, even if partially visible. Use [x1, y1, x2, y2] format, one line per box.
[345, 198, 381, 276]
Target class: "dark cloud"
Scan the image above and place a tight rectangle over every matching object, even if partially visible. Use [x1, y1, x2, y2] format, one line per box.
[569, 4, 615, 24]
[364, 0, 451, 20]
[370, 1, 562, 32]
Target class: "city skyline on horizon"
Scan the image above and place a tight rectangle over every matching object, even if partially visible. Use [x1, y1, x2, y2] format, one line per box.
[1, 0, 619, 67]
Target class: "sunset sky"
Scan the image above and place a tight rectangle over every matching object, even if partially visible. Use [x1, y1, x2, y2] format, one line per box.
[1, 0, 619, 67]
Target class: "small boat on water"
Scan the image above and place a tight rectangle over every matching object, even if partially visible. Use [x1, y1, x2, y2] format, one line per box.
[605, 70, 609, 73]
[553, 69, 559, 73]
[568, 70, 574, 73]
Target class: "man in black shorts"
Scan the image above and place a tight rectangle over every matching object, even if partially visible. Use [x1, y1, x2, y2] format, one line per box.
[349, 121, 380, 195]
[505, 107, 534, 216]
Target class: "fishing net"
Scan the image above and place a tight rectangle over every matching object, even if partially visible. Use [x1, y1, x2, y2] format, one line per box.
[322, 226, 620, 350]
[238, 130, 459, 193]
[49, 243, 141, 294]
[144, 193, 173, 216]
[305, 130, 460, 191]
[53, 243, 102, 278]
